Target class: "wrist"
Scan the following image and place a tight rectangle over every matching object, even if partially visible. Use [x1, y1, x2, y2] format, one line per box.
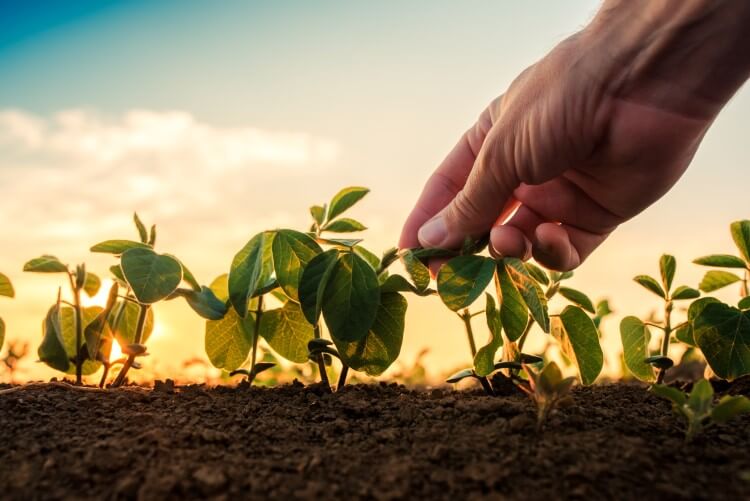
[581, 0, 750, 119]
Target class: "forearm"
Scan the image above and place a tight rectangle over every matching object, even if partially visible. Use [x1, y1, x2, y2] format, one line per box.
[581, 0, 750, 119]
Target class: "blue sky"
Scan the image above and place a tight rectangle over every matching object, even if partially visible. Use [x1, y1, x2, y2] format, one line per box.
[0, 1, 747, 381]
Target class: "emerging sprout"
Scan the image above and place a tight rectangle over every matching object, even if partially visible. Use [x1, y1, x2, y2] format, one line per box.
[651, 379, 750, 442]
[517, 362, 576, 431]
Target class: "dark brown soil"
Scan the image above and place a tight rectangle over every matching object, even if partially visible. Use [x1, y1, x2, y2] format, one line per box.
[1, 380, 749, 500]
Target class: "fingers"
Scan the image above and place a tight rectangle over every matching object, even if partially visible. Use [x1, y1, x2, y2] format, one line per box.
[418, 124, 520, 249]
[398, 107, 494, 250]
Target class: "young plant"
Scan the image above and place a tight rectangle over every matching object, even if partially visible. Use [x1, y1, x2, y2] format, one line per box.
[0, 272, 13, 351]
[91, 213, 226, 387]
[651, 379, 750, 441]
[619, 255, 700, 384]
[438, 249, 604, 394]
[685, 220, 750, 380]
[23, 256, 103, 385]
[517, 361, 576, 431]
[212, 187, 414, 392]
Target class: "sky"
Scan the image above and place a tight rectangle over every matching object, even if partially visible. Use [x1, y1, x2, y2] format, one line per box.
[0, 0, 747, 383]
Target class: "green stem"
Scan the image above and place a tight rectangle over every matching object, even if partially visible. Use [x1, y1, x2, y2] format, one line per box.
[112, 304, 149, 388]
[742, 269, 749, 298]
[461, 310, 477, 358]
[656, 300, 673, 384]
[68, 273, 83, 386]
[248, 295, 264, 384]
[313, 325, 331, 390]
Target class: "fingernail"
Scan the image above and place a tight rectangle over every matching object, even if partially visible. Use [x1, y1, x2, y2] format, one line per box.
[418, 216, 448, 247]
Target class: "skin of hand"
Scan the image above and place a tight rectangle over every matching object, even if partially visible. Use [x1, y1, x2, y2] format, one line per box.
[400, 0, 750, 272]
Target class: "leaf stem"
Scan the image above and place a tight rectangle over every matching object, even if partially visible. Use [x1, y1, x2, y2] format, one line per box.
[248, 295, 264, 384]
[516, 316, 535, 354]
[337, 365, 349, 389]
[68, 272, 84, 386]
[313, 325, 331, 390]
[656, 300, 673, 384]
[112, 304, 150, 388]
[461, 310, 477, 358]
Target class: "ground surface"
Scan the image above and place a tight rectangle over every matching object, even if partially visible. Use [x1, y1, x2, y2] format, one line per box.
[0, 380, 749, 500]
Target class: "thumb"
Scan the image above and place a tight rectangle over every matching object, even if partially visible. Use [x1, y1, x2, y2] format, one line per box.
[418, 128, 520, 249]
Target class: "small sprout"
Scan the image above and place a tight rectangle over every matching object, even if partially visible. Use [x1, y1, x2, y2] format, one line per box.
[651, 379, 750, 441]
[517, 362, 576, 431]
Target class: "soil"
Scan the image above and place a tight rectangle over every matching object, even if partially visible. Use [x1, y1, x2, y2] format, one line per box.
[1, 380, 749, 501]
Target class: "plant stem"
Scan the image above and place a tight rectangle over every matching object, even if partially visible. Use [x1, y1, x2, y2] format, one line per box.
[248, 295, 264, 384]
[656, 300, 673, 384]
[313, 325, 331, 389]
[112, 304, 149, 388]
[68, 272, 83, 386]
[337, 365, 349, 389]
[742, 269, 749, 298]
[516, 316, 535, 353]
[99, 363, 110, 389]
[461, 310, 477, 358]
[477, 376, 495, 396]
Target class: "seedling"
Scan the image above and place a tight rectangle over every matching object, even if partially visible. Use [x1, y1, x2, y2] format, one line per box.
[23, 256, 103, 385]
[651, 379, 750, 441]
[0, 272, 13, 351]
[693, 220, 750, 297]
[619, 255, 700, 384]
[91, 213, 226, 387]
[516, 362, 575, 431]
[437, 250, 604, 394]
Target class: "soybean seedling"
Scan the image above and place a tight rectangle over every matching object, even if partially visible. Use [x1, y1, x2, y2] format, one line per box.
[693, 220, 750, 298]
[0, 272, 13, 351]
[619, 255, 700, 384]
[92, 213, 226, 387]
[651, 379, 750, 442]
[437, 248, 604, 394]
[23, 256, 103, 385]
[517, 361, 576, 431]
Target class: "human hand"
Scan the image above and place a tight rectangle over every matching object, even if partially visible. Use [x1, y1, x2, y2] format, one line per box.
[400, 0, 750, 271]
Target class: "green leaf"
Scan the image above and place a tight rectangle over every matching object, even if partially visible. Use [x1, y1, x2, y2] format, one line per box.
[671, 286, 700, 301]
[322, 218, 367, 233]
[437, 255, 495, 311]
[327, 186, 370, 221]
[170, 256, 200, 291]
[659, 254, 676, 292]
[299, 249, 339, 324]
[338, 292, 407, 376]
[204, 307, 254, 371]
[505, 259, 549, 332]
[353, 246, 380, 271]
[148, 225, 156, 246]
[110, 265, 126, 284]
[650, 385, 686, 406]
[552, 306, 603, 385]
[645, 355, 674, 370]
[272, 229, 322, 302]
[524, 262, 549, 286]
[0, 272, 14, 298]
[740, 297, 750, 311]
[108, 301, 154, 347]
[174, 286, 228, 320]
[495, 262, 529, 342]
[731, 220, 750, 263]
[620, 316, 655, 383]
[84, 283, 118, 359]
[134, 213, 148, 243]
[401, 249, 430, 292]
[228, 232, 273, 317]
[634, 275, 665, 298]
[595, 300, 612, 318]
[694, 302, 750, 380]
[83, 272, 101, 297]
[59, 306, 104, 375]
[259, 301, 314, 363]
[322, 252, 380, 343]
[712, 395, 750, 423]
[209, 274, 229, 303]
[558, 287, 595, 314]
[473, 293, 503, 377]
[316, 237, 363, 248]
[39, 303, 68, 372]
[310, 205, 326, 226]
[693, 254, 747, 269]
[446, 368, 475, 384]
[676, 297, 721, 346]
[90, 240, 151, 255]
[121, 248, 182, 305]
[699, 270, 742, 293]
[23, 255, 68, 273]
[687, 379, 714, 417]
